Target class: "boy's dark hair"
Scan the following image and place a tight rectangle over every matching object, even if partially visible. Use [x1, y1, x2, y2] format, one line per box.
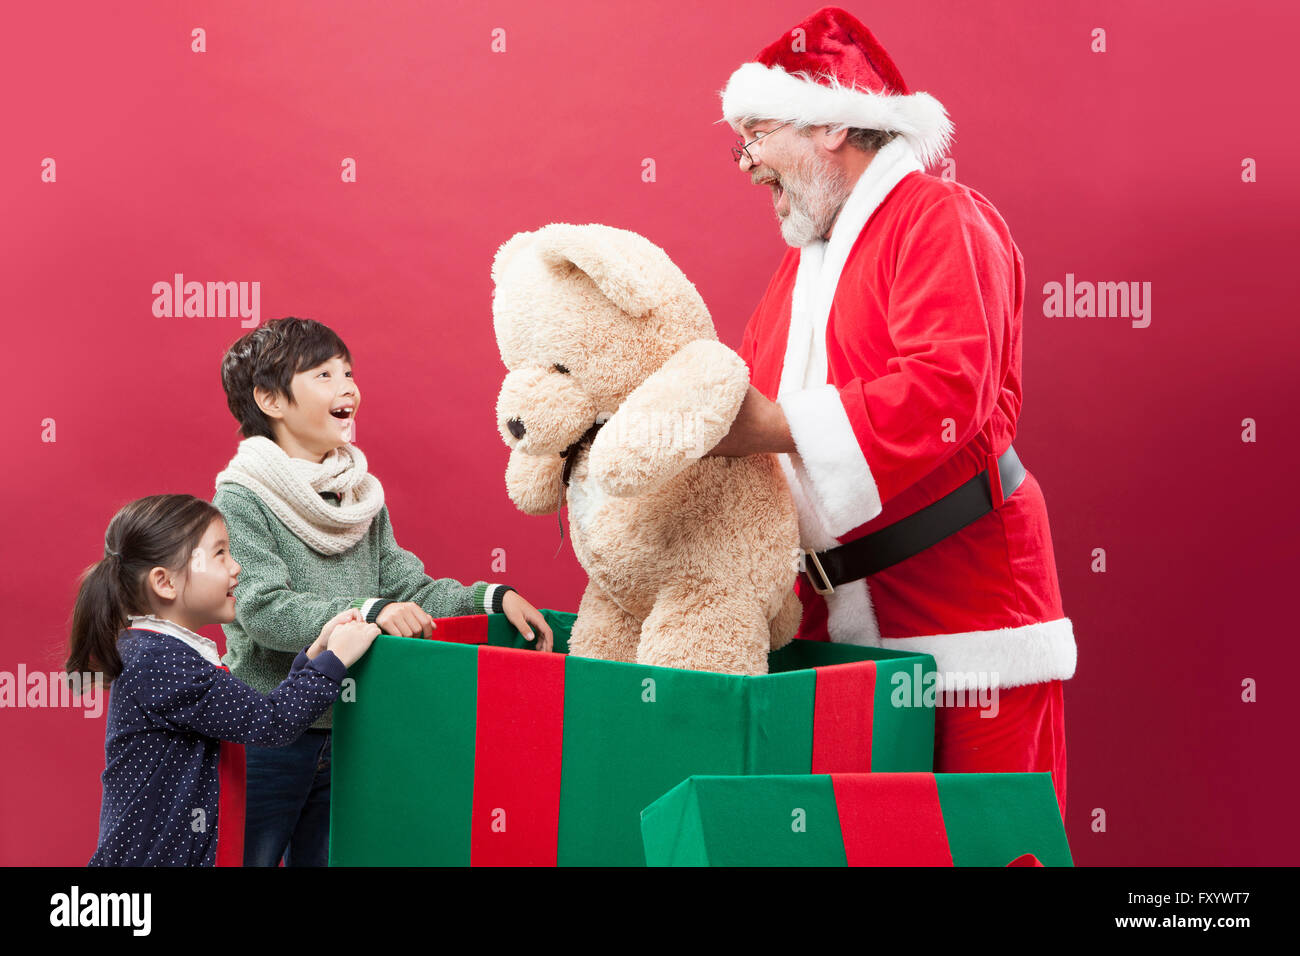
[220, 317, 352, 440]
[66, 494, 223, 684]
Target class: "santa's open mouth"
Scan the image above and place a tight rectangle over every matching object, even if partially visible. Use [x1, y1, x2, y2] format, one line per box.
[766, 179, 788, 213]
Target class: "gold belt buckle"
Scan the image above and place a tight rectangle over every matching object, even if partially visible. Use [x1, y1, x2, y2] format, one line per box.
[803, 549, 835, 595]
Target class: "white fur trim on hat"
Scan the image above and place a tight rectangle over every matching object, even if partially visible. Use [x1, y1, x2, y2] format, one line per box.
[721, 63, 954, 169]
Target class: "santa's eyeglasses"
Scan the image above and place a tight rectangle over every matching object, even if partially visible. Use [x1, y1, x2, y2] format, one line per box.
[731, 123, 791, 164]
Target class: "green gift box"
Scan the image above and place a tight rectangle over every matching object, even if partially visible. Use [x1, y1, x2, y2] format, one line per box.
[640, 772, 1072, 866]
[329, 609, 935, 866]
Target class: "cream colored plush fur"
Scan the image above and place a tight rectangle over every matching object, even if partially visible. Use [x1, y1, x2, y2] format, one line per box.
[491, 222, 802, 676]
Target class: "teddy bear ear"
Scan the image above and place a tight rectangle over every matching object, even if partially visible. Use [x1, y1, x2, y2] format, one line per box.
[533, 224, 665, 319]
[491, 231, 536, 286]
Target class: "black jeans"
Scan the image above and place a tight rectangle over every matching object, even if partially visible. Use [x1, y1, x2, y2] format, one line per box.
[242, 729, 332, 866]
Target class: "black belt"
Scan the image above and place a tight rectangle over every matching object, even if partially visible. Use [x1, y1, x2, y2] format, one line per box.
[801, 444, 1026, 594]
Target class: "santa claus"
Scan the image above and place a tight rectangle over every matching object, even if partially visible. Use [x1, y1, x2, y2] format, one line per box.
[707, 6, 1075, 817]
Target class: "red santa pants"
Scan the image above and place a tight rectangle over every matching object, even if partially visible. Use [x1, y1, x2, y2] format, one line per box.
[932, 678, 1067, 820]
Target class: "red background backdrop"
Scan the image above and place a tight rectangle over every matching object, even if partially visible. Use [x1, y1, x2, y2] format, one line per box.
[2, 0, 1296, 866]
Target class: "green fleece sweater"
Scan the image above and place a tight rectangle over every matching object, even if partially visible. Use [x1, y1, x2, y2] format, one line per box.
[214, 483, 511, 730]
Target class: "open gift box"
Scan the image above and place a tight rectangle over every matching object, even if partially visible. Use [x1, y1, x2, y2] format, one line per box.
[329, 609, 936, 866]
[640, 772, 1073, 867]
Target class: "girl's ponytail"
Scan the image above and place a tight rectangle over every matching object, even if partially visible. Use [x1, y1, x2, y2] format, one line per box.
[66, 553, 128, 682]
[66, 494, 223, 685]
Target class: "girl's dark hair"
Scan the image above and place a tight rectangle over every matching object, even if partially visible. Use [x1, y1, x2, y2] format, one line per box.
[220, 317, 352, 441]
[66, 494, 223, 684]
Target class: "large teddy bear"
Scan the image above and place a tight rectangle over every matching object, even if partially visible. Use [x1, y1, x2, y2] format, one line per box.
[491, 222, 802, 675]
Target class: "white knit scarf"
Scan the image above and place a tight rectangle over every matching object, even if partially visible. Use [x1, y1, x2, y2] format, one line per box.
[214, 437, 385, 555]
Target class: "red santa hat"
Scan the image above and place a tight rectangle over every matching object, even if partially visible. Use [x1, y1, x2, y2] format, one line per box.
[720, 6, 953, 168]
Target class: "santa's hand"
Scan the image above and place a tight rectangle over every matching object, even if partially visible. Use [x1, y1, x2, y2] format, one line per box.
[706, 385, 796, 457]
[503, 590, 554, 652]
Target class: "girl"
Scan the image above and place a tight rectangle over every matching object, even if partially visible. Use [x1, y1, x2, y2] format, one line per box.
[67, 493, 380, 866]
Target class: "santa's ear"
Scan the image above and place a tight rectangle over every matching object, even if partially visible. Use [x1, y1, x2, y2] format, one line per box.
[491, 231, 536, 286]
[534, 223, 665, 318]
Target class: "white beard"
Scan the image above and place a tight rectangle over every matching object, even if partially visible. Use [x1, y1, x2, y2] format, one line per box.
[778, 154, 853, 247]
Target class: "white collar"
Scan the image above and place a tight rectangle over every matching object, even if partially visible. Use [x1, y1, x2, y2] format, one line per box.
[126, 615, 223, 666]
[821, 134, 923, 271]
[779, 136, 924, 397]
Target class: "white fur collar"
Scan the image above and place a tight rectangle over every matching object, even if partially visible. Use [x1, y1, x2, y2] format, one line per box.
[778, 136, 924, 398]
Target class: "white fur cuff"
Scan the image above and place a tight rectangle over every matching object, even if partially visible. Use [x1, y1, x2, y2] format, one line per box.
[880, 617, 1078, 692]
[779, 384, 882, 538]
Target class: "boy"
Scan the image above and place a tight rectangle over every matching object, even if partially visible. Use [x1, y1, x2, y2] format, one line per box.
[214, 316, 552, 866]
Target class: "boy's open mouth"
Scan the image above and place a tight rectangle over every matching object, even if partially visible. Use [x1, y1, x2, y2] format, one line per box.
[330, 406, 354, 419]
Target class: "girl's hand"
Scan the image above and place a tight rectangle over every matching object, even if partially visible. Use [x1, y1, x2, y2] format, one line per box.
[318, 608, 365, 646]
[327, 620, 382, 668]
[502, 590, 554, 652]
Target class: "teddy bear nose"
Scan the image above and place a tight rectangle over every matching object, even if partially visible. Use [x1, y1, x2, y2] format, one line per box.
[507, 418, 526, 439]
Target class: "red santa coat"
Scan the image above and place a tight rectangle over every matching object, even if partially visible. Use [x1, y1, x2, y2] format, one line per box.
[739, 136, 1076, 691]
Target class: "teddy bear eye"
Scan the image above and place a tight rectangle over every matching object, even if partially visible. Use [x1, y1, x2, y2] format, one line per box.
[553, 364, 570, 375]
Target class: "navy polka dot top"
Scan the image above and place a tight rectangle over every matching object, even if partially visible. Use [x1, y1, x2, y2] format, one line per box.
[89, 627, 348, 866]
